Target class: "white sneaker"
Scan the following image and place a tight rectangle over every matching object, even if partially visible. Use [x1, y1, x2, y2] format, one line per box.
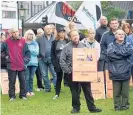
[9, 98, 15, 101]
[36, 88, 41, 92]
[26, 92, 31, 96]
[39, 88, 44, 91]
[30, 92, 35, 96]
[53, 95, 59, 99]
[21, 97, 27, 100]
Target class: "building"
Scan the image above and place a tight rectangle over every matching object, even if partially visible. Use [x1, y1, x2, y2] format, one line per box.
[1, 1, 21, 36]
[18, 1, 54, 21]
[1, 1, 53, 36]
[111, 1, 133, 19]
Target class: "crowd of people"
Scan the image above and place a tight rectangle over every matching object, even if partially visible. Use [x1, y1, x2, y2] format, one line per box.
[1, 16, 133, 113]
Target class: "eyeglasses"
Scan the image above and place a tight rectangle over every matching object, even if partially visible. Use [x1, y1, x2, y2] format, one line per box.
[117, 34, 125, 35]
[28, 33, 33, 35]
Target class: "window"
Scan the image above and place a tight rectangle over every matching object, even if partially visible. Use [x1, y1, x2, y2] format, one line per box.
[34, 5, 36, 14]
[27, 4, 29, 15]
[2, 10, 16, 19]
[127, 10, 133, 19]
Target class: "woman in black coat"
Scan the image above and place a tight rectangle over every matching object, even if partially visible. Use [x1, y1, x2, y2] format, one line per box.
[51, 28, 69, 99]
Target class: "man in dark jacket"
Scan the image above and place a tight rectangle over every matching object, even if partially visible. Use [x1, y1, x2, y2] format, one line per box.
[107, 29, 133, 111]
[95, 16, 109, 43]
[99, 18, 119, 71]
[60, 30, 102, 114]
[1, 28, 31, 101]
[36, 24, 57, 92]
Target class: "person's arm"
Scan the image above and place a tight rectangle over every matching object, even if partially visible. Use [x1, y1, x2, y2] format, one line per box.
[126, 35, 133, 45]
[100, 32, 108, 60]
[30, 42, 39, 56]
[1, 42, 7, 52]
[95, 29, 100, 43]
[60, 46, 71, 74]
[96, 42, 101, 61]
[100, 33, 107, 55]
[51, 41, 57, 67]
[23, 43, 31, 65]
[115, 42, 133, 57]
[107, 42, 133, 61]
[107, 43, 121, 61]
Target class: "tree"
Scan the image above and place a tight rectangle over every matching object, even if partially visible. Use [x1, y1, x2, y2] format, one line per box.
[68, 1, 126, 21]
[101, 1, 125, 21]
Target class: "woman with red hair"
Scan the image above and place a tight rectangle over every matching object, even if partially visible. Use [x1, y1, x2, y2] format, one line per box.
[122, 23, 132, 36]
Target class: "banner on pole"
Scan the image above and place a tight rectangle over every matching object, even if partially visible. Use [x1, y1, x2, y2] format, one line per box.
[75, 1, 102, 29]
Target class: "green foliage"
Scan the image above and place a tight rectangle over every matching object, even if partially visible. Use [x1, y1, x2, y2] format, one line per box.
[101, 1, 126, 21]
[1, 77, 133, 115]
[106, 8, 125, 21]
[80, 30, 88, 36]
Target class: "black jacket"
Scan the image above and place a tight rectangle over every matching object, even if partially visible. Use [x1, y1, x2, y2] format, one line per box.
[60, 41, 85, 74]
[107, 40, 133, 80]
[1, 43, 7, 69]
[100, 30, 115, 61]
[95, 25, 109, 43]
[51, 39, 69, 72]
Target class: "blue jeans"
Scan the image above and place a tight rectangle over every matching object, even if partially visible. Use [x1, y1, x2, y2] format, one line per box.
[25, 66, 37, 92]
[39, 59, 57, 90]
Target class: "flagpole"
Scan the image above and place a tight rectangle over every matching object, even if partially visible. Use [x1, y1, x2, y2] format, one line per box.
[66, 14, 76, 28]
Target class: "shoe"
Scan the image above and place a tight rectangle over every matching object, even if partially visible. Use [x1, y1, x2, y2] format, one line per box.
[50, 78, 53, 83]
[26, 92, 31, 96]
[30, 92, 35, 96]
[64, 84, 69, 87]
[9, 98, 15, 101]
[71, 109, 80, 113]
[90, 108, 102, 113]
[39, 88, 44, 91]
[53, 95, 59, 99]
[36, 88, 41, 92]
[21, 97, 27, 100]
[121, 106, 129, 110]
[114, 106, 121, 111]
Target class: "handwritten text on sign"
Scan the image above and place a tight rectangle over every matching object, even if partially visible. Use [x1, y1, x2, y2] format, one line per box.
[73, 48, 98, 82]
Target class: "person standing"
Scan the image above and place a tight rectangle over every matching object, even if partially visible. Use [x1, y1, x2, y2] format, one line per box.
[1, 28, 31, 101]
[126, 32, 133, 82]
[95, 16, 109, 43]
[51, 28, 69, 99]
[122, 23, 132, 36]
[99, 18, 119, 71]
[81, 28, 100, 60]
[36, 24, 57, 92]
[1, 33, 7, 69]
[24, 29, 39, 96]
[35, 28, 45, 91]
[60, 30, 102, 113]
[107, 29, 133, 111]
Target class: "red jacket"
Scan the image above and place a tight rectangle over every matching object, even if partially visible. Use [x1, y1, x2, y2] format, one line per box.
[1, 37, 31, 71]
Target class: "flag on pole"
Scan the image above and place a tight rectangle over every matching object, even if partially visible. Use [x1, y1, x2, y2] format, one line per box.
[26, 2, 85, 29]
[75, 1, 102, 30]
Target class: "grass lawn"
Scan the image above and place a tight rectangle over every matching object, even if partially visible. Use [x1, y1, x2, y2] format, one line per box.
[1, 80, 133, 115]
